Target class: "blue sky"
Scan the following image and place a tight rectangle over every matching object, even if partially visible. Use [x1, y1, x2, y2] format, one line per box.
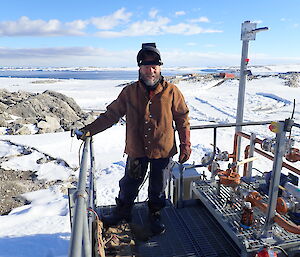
[1, 0, 300, 67]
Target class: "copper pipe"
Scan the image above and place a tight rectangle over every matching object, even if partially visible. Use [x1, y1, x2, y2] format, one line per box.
[232, 131, 263, 163]
[274, 215, 300, 234]
[236, 131, 263, 144]
[232, 133, 238, 163]
[232, 131, 300, 176]
[253, 148, 300, 176]
[246, 192, 300, 234]
[243, 145, 250, 176]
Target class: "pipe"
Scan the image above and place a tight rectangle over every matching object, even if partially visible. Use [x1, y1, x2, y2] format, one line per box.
[246, 192, 300, 234]
[232, 131, 300, 176]
[243, 145, 250, 176]
[252, 147, 300, 176]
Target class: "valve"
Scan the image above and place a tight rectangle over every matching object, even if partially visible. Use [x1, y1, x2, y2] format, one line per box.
[217, 168, 241, 187]
[261, 137, 295, 156]
[201, 151, 214, 165]
[215, 150, 229, 161]
[261, 138, 276, 153]
[285, 148, 300, 162]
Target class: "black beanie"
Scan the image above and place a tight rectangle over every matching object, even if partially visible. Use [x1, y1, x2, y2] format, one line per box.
[137, 43, 163, 66]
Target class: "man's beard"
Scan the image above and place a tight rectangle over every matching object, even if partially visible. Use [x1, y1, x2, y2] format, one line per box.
[139, 72, 161, 88]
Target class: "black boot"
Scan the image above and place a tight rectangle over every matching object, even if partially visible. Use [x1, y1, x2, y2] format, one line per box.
[101, 198, 132, 227]
[149, 210, 165, 235]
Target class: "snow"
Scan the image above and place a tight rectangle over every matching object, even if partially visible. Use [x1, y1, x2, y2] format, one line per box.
[0, 66, 300, 257]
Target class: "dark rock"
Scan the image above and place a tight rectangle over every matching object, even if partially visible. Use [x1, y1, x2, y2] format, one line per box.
[1, 89, 94, 134]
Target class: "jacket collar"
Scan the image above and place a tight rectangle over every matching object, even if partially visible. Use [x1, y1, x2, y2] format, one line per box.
[138, 76, 166, 96]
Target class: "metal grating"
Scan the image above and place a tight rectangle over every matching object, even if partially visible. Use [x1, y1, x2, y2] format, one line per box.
[131, 201, 240, 257]
[191, 180, 300, 255]
[98, 201, 241, 257]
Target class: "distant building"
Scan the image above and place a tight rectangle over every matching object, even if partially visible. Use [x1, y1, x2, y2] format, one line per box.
[219, 72, 235, 79]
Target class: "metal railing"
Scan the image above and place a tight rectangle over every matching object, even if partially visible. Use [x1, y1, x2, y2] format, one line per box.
[69, 131, 96, 257]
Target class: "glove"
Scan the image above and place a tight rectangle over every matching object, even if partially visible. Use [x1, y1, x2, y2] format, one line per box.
[179, 144, 191, 163]
[76, 129, 91, 140]
[177, 128, 191, 163]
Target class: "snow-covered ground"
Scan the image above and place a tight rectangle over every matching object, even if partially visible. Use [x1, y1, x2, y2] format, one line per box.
[1, 63, 300, 73]
[0, 65, 300, 257]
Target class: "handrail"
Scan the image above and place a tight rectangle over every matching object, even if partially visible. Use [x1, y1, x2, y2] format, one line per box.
[190, 120, 274, 130]
[243, 145, 300, 176]
[69, 132, 93, 257]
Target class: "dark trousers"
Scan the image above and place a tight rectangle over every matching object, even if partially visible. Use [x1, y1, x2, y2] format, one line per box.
[118, 156, 171, 211]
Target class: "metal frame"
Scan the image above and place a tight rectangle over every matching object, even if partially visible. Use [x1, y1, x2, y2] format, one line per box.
[245, 133, 256, 178]
[263, 119, 294, 236]
[191, 181, 300, 256]
[188, 119, 300, 256]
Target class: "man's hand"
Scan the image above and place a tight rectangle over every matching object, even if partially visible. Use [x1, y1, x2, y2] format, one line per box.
[177, 128, 191, 163]
[179, 144, 191, 163]
[76, 129, 91, 140]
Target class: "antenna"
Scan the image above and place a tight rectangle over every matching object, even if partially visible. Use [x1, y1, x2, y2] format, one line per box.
[291, 99, 296, 120]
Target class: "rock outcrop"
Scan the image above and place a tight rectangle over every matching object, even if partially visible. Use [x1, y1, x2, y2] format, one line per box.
[0, 89, 95, 135]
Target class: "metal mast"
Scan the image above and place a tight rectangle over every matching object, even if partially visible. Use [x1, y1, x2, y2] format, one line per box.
[235, 21, 268, 165]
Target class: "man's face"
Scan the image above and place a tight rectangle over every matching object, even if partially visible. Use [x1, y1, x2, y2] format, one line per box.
[139, 62, 161, 87]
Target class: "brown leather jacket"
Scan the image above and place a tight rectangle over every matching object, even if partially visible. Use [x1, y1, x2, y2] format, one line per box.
[84, 79, 190, 159]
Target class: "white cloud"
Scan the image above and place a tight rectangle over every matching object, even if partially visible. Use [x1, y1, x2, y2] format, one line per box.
[175, 11, 186, 16]
[89, 8, 132, 30]
[0, 9, 221, 38]
[95, 18, 222, 38]
[0, 46, 240, 67]
[0, 16, 87, 36]
[164, 23, 222, 35]
[94, 30, 124, 38]
[1, 46, 300, 67]
[0, 9, 132, 37]
[164, 50, 240, 66]
[0, 46, 137, 67]
[95, 17, 171, 37]
[0, 16, 57, 36]
[149, 9, 159, 19]
[66, 20, 88, 31]
[189, 16, 210, 23]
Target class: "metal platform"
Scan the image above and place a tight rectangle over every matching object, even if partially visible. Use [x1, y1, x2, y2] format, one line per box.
[190, 180, 300, 256]
[99, 200, 241, 257]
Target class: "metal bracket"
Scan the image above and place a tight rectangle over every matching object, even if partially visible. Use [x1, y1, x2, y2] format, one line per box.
[241, 21, 269, 41]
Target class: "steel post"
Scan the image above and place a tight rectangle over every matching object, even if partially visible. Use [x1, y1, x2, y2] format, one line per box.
[262, 121, 286, 235]
[235, 40, 249, 166]
[69, 137, 91, 257]
[246, 133, 256, 177]
[88, 138, 95, 244]
[178, 164, 185, 208]
[235, 21, 268, 169]
[83, 210, 92, 257]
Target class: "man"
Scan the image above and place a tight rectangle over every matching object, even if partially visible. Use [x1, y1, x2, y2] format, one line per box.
[81, 43, 191, 235]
